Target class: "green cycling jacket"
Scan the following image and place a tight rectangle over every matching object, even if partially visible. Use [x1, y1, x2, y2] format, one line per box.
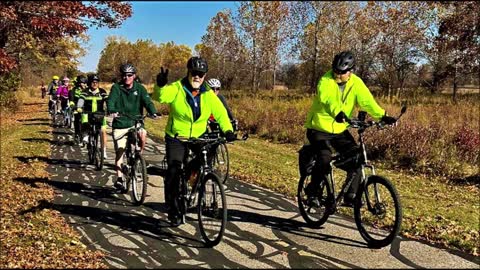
[153, 79, 233, 138]
[107, 81, 157, 129]
[304, 70, 385, 134]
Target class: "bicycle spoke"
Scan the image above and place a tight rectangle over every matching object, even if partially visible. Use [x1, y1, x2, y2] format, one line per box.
[354, 176, 402, 248]
[198, 174, 226, 247]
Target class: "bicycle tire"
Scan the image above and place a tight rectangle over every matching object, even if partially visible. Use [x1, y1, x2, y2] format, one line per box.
[213, 143, 229, 184]
[197, 172, 227, 247]
[51, 103, 57, 125]
[297, 174, 333, 228]
[131, 155, 148, 205]
[88, 134, 95, 165]
[94, 132, 104, 170]
[354, 175, 402, 248]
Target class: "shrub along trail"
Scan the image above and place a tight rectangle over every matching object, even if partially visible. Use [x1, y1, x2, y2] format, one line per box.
[0, 98, 106, 268]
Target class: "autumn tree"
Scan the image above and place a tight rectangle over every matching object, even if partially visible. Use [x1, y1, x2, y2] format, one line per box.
[433, 1, 480, 102]
[0, 1, 132, 93]
[290, 2, 359, 92]
[199, 9, 247, 90]
[97, 38, 191, 85]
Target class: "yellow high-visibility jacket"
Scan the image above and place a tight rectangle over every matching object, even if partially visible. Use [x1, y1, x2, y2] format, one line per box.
[305, 70, 385, 134]
[153, 79, 233, 138]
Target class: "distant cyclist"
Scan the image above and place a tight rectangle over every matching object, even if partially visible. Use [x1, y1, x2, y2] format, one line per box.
[47, 75, 60, 113]
[41, 82, 47, 99]
[77, 74, 109, 158]
[69, 75, 88, 143]
[55, 77, 70, 115]
[107, 63, 157, 190]
[206, 78, 237, 133]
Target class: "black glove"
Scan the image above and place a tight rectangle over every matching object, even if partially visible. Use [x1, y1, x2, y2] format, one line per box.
[334, 111, 349, 123]
[225, 131, 236, 142]
[156, 67, 169, 87]
[381, 115, 397, 125]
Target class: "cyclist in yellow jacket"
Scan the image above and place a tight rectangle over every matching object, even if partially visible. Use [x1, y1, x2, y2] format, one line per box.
[304, 51, 397, 207]
[153, 56, 235, 226]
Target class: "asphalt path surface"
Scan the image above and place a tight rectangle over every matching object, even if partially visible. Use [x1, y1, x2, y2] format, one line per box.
[44, 116, 479, 268]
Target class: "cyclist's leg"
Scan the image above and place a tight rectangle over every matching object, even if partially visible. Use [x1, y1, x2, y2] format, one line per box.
[112, 127, 130, 184]
[306, 129, 333, 197]
[331, 130, 359, 203]
[101, 117, 107, 156]
[137, 128, 147, 154]
[165, 135, 188, 223]
[74, 112, 81, 140]
[80, 114, 90, 143]
[56, 99, 61, 114]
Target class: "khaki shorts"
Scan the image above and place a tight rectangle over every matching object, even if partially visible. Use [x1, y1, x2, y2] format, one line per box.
[112, 127, 146, 152]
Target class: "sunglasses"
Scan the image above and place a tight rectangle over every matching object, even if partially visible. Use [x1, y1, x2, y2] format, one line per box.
[191, 70, 206, 78]
[333, 69, 350, 75]
[212, 87, 220, 91]
[122, 73, 135, 78]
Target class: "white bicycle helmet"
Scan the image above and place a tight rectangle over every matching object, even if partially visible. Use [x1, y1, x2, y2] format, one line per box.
[207, 78, 221, 89]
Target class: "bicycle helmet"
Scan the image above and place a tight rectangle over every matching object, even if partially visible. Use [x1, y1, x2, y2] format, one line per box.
[120, 63, 136, 74]
[62, 76, 70, 82]
[187, 57, 208, 73]
[76, 75, 87, 85]
[207, 78, 221, 89]
[87, 74, 100, 84]
[52, 75, 59, 80]
[332, 51, 355, 74]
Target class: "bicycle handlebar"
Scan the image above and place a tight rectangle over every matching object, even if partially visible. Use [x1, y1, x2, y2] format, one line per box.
[346, 105, 407, 130]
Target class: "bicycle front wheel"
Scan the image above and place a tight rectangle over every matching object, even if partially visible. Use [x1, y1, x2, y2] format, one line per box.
[197, 172, 227, 247]
[87, 135, 95, 165]
[213, 143, 229, 184]
[354, 175, 402, 248]
[94, 132, 104, 170]
[297, 174, 333, 228]
[131, 155, 148, 205]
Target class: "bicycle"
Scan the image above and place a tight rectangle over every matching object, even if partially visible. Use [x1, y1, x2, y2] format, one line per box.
[86, 111, 106, 171]
[206, 119, 239, 184]
[50, 98, 58, 125]
[116, 114, 153, 206]
[297, 106, 407, 248]
[171, 135, 229, 247]
[63, 104, 74, 129]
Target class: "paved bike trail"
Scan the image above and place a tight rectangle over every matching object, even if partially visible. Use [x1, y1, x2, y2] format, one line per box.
[46, 117, 479, 268]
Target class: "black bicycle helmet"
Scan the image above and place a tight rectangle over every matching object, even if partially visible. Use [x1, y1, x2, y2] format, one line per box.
[120, 63, 137, 74]
[332, 51, 355, 73]
[76, 75, 87, 85]
[87, 74, 100, 84]
[187, 57, 208, 73]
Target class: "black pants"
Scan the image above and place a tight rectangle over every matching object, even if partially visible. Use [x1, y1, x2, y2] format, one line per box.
[74, 113, 81, 138]
[306, 128, 359, 196]
[164, 135, 193, 219]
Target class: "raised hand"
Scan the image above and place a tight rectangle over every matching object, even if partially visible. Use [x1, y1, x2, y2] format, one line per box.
[156, 66, 169, 87]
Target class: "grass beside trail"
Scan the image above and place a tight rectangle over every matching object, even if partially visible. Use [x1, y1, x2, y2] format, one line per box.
[0, 94, 107, 268]
[145, 116, 479, 256]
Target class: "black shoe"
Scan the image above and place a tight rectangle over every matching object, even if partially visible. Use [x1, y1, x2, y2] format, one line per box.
[168, 214, 182, 227]
[114, 177, 124, 190]
[306, 196, 321, 208]
[342, 193, 356, 207]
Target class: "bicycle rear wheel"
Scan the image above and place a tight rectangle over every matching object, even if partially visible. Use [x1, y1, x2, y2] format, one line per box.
[297, 174, 333, 228]
[131, 155, 148, 205]
[354, 175, 402, 248]
[213, 143, 229, 184]
[94, 132, 104, 170]
[197, 172, 227, 247]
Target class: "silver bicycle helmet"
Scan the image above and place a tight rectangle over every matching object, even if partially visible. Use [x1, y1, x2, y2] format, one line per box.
[206, 78, 221, 89]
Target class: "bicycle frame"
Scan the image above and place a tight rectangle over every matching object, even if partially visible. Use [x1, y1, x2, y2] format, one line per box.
[177, 137, 226, 219]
